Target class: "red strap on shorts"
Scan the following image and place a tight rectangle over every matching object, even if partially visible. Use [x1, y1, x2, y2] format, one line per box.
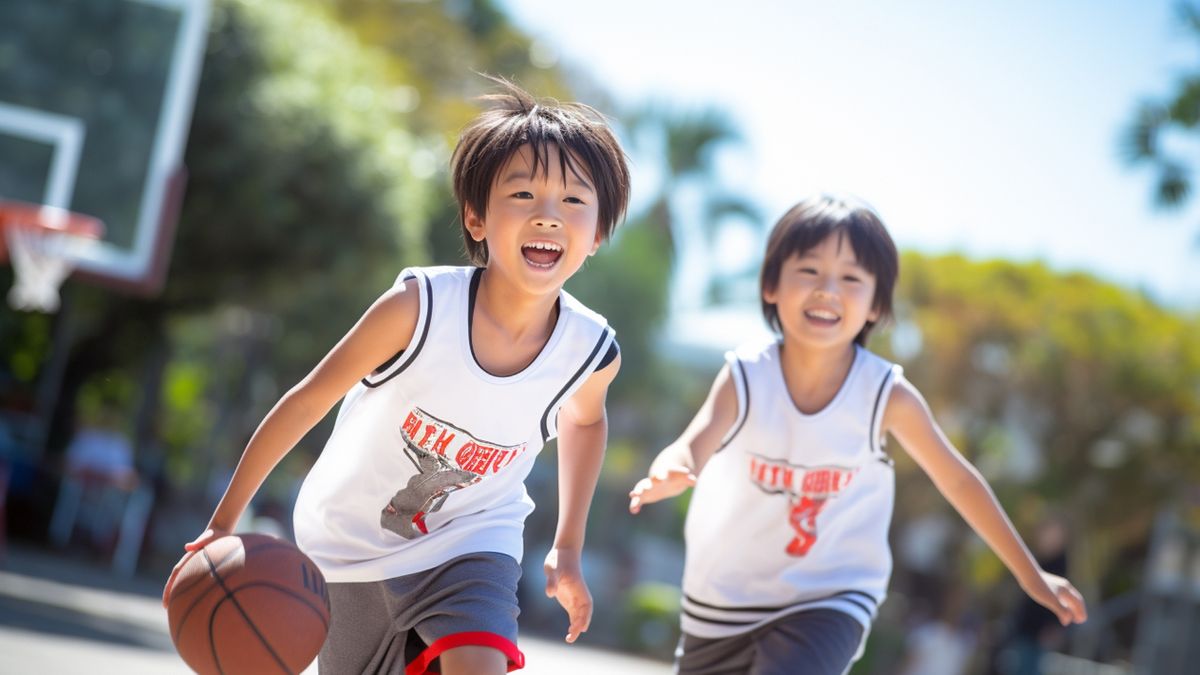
[405, 631, 525, 674]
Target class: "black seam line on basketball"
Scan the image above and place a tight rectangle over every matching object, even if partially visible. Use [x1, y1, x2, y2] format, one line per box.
[539, 326, 613, 442]
[202, 550, 295, 675]
[208, 595, 295, 675]
[173, 546, 237, 645]
[683, 589, 878, 613]
[714, 358, 750, 455]
[174, 539, 314, 642]
[362, 272, 433, 388]
[868, 368, 894, 458]
[173, 540, 253, 599]
[221, 581, 331, 631]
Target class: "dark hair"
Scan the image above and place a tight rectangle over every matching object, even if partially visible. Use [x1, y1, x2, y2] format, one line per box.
[760, 194, 899, 346]
[450, 77, 631, 265]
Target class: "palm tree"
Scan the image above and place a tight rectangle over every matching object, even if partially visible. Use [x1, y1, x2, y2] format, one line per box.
[624, 104, 760, 308]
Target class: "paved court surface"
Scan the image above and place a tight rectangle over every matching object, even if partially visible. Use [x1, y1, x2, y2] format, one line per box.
[0, 544, 671, 674]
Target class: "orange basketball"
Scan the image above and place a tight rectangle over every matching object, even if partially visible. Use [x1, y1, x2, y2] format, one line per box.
[166, 533, 330, 674]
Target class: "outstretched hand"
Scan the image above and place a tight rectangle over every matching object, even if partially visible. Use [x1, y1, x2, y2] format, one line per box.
[161, 527, 229, 608]
[1023, 571, 1088, 626]
[628, 466, 697, 514]
[544, 548, 592, 643]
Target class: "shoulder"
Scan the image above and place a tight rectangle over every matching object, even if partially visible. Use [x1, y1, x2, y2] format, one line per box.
[400, 265, 476, 292]
[725, 335, 780, 371]
[856, 345, 901, 381]
[558, 288, 609, 332]
[882, 373, 931, 431]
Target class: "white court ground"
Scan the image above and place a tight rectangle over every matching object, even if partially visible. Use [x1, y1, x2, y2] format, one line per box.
[0, 543, 671, 675]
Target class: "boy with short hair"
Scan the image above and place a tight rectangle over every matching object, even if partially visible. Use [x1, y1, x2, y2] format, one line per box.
[165, 79, 630, 674]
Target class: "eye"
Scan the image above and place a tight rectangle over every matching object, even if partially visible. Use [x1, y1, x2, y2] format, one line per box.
[511, 191, 533, 199]
[564, 196, 586, 205]
[843, 275, 862, 283]
[798, 267, 818, 275]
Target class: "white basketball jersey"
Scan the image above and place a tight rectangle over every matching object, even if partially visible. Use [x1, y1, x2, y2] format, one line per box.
[681, 339, 901, 639]
[293, 266, 615, 582]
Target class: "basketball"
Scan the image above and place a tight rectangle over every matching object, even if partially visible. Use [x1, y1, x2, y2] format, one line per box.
[166, 533, 330, 674]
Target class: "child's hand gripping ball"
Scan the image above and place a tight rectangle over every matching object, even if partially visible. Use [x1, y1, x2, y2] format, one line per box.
[166, 533, 330, 674]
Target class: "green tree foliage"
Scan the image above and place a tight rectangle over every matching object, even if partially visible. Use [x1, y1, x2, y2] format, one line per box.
[1124, 2, 1200, 227]
[889, 252, 1200, 592]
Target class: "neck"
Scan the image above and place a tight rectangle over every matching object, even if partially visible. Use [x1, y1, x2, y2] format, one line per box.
[474, 267, 559, 341]
[777, 340, 858, 413]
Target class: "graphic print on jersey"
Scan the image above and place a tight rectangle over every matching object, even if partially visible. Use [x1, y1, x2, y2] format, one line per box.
[748, 454, 857, 556]
[381, 407, 528, 538]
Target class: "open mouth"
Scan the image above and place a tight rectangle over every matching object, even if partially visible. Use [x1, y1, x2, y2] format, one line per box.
[804, 309, 840, 325]
[522, 241, 564, 268]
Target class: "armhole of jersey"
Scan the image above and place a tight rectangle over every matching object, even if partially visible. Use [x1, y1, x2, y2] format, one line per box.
[540, 325, 616, 443]
[869, 364, 901, 462]
[715, 355, 749, 452]
[361, 269, 432, 388]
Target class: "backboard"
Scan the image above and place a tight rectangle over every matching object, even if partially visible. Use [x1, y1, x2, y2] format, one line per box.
[0, 0, 210, 294]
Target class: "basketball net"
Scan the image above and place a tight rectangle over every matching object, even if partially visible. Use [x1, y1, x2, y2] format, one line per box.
[5, 218, 86, 313]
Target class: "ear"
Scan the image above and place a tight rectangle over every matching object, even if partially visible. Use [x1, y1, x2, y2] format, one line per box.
[762, 284, 778, 305]
[867, 305, 880, 323]
[463, 204, 486, 242]
[588, 228, 603, 256]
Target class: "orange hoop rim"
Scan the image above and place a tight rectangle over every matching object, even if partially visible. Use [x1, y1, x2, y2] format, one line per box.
[0, 199, 105, 264]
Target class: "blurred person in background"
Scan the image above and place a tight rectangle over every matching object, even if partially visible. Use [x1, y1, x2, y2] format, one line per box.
[49, 398, 138, 554]
[629, 195, 1087, 675]
[992, 517, 1072, 675]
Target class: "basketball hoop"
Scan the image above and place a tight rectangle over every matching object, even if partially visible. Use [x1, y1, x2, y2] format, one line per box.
[0, 200, 104, 313]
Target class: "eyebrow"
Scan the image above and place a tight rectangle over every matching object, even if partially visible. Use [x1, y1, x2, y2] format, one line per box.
[500, 169, 595, 193]
[796, 252, 867, 270]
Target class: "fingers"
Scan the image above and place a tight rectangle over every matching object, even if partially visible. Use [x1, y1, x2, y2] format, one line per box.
[162, 552, 194, 607]
[628, 478, 652, 514]
[161, 569, 177, 607]
[163, 529, 223, 607]
[1058, 583, 1088, 624]
[565, 599, 592, 643]
[628, 468, 698, 514]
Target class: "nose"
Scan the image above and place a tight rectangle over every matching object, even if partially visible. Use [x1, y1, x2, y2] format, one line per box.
[533, 200, 563, 228]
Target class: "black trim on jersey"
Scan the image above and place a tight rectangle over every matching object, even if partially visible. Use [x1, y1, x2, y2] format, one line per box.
[868, 368, 894, 458]
[595, 339, 619, 371]
[715, 358, 750, 453]
[362, 273, 433, 389]
[372, 349, 404, 375]
[682, 590, 879, 625]
[684, 590, 878, 615]
[539, 327, 613, 443]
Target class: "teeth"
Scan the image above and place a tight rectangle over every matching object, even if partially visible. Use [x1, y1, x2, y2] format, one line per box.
[807, 309, 838, 320]
[523, 241, 562, 252]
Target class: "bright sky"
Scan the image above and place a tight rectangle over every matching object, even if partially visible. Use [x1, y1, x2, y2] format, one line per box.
[500, 0, 1200, 310]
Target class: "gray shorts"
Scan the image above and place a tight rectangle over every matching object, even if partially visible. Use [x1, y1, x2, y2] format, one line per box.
[676, 609, 865, 675]
[319, 552, 524, 674]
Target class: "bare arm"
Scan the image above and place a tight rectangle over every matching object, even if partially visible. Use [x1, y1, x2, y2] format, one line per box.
[885, 376, 1087, 625]
[628, 362, 738, 513]
[163, 282, 420, 604]
[544, 351, 620, 643]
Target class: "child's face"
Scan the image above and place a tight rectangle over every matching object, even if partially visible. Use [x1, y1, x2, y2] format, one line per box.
[464, 143, 602, 296]
[763, 232, 879, 350]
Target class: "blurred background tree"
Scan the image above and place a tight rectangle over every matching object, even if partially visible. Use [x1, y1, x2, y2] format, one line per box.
[1124, 1, 1200, 240]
